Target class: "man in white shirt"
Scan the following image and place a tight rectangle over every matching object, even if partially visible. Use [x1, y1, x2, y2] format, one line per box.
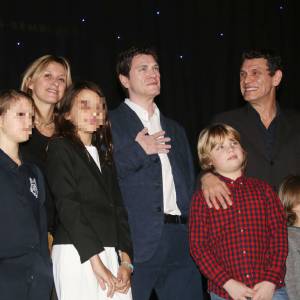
[110, 46, 203, 300]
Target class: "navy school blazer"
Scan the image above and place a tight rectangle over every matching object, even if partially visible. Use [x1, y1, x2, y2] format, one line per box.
[0, 149, 52, 300]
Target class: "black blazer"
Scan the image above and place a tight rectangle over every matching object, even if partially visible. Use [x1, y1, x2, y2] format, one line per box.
[0, 149, 52, 300]
[213, 104, 300, 189]
[45, 137, 132, 263]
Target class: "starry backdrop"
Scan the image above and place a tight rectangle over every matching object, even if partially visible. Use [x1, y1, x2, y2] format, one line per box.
[0, 1, 298, 299]
[0, 0, 298, 170]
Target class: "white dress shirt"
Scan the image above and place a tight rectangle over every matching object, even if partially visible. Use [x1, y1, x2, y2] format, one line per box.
[125, 98, 181, 215]
[85, 145, 102, 172]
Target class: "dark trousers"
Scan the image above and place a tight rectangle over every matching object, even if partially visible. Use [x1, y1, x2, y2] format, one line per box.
[132, 224, 203, 300]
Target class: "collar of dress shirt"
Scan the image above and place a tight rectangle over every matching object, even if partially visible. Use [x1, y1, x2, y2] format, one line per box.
[214, 172, 247, 185]
[124, 98, 160, 122]
[246, 102, 281, 123]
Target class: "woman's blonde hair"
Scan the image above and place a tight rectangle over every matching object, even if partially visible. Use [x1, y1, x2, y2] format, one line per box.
[20, 54, 72, 95]
[278, 175, 300, 226]
[197, 123, 247, 171]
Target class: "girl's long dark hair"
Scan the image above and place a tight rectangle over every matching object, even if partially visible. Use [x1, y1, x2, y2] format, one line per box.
[55, 81, 113, 164]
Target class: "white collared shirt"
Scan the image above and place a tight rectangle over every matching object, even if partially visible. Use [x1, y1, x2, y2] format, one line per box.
[85, 145, 102, 172]
[125, 98, 181, 215]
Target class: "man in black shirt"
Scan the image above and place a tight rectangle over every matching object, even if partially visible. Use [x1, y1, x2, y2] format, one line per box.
[201, 49, 300, 208]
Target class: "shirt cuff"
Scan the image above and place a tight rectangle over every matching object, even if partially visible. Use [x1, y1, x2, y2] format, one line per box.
[214, 271, 232, 288]
[264, 270, 282, 286]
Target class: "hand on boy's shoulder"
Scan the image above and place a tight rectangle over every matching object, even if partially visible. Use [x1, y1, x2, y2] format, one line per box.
[200, 172, 232, 210]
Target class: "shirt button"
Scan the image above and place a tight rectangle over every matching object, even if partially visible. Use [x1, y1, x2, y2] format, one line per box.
[230, 181, 234, 184]
[156, 207, 162, 212]
[240, 228, 244, 232]
[243, 250, 247, 254]
[238, 210, 241, 214]
[246, 274, 250, 278]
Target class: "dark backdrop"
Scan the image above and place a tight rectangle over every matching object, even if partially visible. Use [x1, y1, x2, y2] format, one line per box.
[1, 0, 299, 169]
[1, 1, 298, 299]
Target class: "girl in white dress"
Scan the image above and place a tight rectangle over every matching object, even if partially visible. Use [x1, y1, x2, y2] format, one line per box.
[46, 81, 133, 300]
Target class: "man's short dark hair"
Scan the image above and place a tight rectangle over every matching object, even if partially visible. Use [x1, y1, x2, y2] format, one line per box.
[116, 46, 159, 78]
[241, 49, 282, 76]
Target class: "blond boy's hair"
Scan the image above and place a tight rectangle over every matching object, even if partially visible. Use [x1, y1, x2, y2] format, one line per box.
[197, 123, 247, 171]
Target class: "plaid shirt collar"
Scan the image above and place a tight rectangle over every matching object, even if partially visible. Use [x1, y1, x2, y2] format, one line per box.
[214, 172, 247, 186]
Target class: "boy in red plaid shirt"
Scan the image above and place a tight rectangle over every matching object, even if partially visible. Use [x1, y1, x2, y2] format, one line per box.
[189, 123, 288, 300]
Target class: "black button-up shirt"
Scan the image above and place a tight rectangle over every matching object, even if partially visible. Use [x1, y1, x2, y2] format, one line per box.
[249, 104, 280, 162]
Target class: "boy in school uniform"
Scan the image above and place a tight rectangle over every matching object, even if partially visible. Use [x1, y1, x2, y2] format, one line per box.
[189, 123, 288, 300]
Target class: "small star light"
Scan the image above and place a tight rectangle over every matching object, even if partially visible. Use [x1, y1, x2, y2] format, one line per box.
[81, 17, 86, 23]
[279, 5, 284, 10]
[116, 34, 121, 40]
[219, 32, 224, 37]
[16, 41, 21, 47]
[179, 55, 183, 60]
[156, 11, 160, 15]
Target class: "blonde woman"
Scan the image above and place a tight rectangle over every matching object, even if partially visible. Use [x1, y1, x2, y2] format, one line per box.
[20, 55, 72, 235]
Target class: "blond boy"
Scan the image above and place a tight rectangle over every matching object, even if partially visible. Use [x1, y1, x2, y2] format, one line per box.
[189, 123, 288, 300]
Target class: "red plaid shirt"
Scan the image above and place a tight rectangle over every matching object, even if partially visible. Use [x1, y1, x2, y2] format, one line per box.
[189, 175, 288, 299]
